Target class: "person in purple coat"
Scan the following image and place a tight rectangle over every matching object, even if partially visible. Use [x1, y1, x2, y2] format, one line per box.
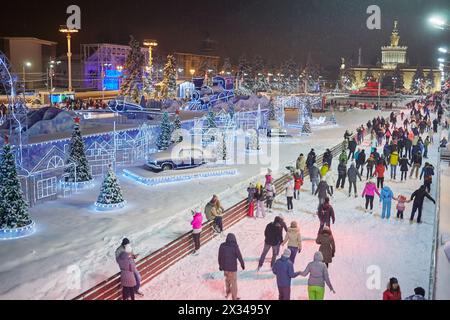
[117, 251, 138, 300]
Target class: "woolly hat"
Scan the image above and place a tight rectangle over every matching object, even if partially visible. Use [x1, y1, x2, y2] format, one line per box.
[121, 238, 130, 246]
[282, 249, 292, 258]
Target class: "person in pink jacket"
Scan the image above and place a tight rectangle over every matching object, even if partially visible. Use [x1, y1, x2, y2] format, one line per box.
[362, 179, 380, 214]
[191, 208, 203, 255]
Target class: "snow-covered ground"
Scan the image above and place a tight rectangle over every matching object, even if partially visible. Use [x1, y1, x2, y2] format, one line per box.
[435, 143, 450, 300]
[0, 108, 414, 300]
[140, 131, 440, 300]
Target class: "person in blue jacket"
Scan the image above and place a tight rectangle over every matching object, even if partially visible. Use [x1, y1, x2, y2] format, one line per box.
[380, 186, 394, 220]
[272, 249, 301, 300]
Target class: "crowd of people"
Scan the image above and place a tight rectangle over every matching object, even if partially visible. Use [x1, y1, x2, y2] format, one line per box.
[114, 92, 447, 301]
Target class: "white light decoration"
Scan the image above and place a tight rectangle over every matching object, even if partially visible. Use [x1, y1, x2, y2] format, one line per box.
[94, 201, 127, 211]
[123, 168, 238, 187]
[60, 180, 95, 190]
[0, 222, 36, 240]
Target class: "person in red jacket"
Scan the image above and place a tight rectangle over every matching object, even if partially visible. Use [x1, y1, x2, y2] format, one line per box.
[294, 170, 304, 200]
[374, 162, 386, 189]
[383, 277, 402, 300]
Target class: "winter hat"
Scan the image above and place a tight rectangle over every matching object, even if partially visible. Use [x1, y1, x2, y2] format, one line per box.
[390, 277, 398, 285]
[323, 226, 331, 233]
[283, 249, 292, 258]
[290, 221, 298, 229]
[121, 238, 130, 246]
[414, 287, 425, 297]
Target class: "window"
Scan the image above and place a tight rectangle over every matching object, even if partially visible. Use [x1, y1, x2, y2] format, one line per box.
[37, 177, 57, 199]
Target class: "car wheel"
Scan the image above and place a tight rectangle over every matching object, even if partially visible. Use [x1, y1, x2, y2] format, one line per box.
[162, 164, 173, 171]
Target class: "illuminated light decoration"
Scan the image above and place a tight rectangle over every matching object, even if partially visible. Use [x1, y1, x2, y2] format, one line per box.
[60, 179, 95, 190]
[94, 201, 126, 211]
[0, 221, 36, 240]
[122, 168, 238, 187]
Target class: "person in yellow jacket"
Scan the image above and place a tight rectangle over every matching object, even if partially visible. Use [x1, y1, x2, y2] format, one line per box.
[320, 164, 329, 178]
[390, 151, 399, 180]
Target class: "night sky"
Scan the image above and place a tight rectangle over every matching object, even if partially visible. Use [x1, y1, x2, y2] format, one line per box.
[1, 0, 449, 68]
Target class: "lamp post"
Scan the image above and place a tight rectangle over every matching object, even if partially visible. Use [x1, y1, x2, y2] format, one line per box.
[22, 61, 31, 100]
[143, 39, 158, 81]
[48, 60, 61, 106]
[59, 25, 78, 92]
[429, 16, 450, 30]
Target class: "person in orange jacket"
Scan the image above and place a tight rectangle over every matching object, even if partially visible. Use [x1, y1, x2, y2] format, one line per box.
[374, 162, 386, 189]
[293, 170, 304, 200]
[383, 278, 402, 300]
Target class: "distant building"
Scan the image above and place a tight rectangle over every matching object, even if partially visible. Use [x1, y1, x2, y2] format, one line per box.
[173, 52, 221, 81]
[0, 37, 57, 90]
[347, 21, 441, 93]
[81, 43, 150, 91]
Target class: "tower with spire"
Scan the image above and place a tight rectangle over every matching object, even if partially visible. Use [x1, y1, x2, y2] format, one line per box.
[381, 20, 408, 70]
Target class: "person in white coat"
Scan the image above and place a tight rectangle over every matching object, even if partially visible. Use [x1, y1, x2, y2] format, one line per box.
[324, 170, 336, 196]
[285, 177, 295, 213]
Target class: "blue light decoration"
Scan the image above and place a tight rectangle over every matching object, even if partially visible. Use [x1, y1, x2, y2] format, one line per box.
[60, 180, 95, 190]
[123, 168, 238, 187]
[94, 201, 127, 211]
[104, 69, 122, 91]
[0, 221, 36, 240]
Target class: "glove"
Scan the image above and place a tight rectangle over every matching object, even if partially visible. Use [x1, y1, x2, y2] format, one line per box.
[241, 265, 245, 270]
[219, 268, 223, 272]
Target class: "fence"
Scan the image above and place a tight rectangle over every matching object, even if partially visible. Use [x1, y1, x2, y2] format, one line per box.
[73, 133, 353, 300]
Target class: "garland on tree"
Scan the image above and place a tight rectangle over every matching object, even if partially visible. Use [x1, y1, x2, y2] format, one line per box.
[0, 138, 32, 229]
[157, 112, 173, 150]
[171, 110, 183, 143]
[161, 55, 177, 98]
[217, 133, 228, 161]
[96, 166, 125, 207]
[247, 130, 261, 151]
[65, 118, 93, 183]
[120, 35, 145, 103]
[206, 109, 217, 129]
[268, 99, 277, 121]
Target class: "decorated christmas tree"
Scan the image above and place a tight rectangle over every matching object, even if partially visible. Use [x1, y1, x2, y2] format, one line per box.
[65, 118, 92, 183]
[217, 133, 228, 161]
[171, 110, 183, 143]
[206, 109, 217, 129]
[247, 130, 261, 151]
[222, 57, 232, 75]
[238, 54, 254, 92]
[410, 66, 425, 94]
[161, 55, 177, 98]
[302, 119, 312, 134]
[0, 138, 32, 229]
[268, 99, 277, 121]
[228, 102, 235, 120]
[120, 36, 145, 103]
[426, 69, 435, 93]
[157, 112, 173, 150]
[96, 166, 125, 207]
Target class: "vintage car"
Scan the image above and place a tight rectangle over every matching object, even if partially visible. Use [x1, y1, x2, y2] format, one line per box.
[267, 119, 288, 137]
[146, 143, 217, 172]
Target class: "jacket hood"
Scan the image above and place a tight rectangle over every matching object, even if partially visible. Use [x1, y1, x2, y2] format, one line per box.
[314, 251, 324, 262]
[226, 233, 237, 245]
[381, 186, 392, 193]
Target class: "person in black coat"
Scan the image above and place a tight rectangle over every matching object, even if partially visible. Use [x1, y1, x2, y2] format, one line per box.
[258, 217, 284, 271]
[218, 233, 245, 300]
[348, 138, 357, 160]
[336, 161, 347, 189]
[356, 150, 366, 176]
[323, 149, 333, 167]
[399, 156, 410, 181]
[306, 149, 316, 171]
[410, 186, 436, 224]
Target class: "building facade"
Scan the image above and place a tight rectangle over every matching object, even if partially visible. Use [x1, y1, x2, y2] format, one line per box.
[347, 21, 441, 93]
[173, 52, 221, 80]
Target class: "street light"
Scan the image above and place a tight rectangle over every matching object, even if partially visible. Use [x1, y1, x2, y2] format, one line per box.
[439, 47, 448, 54]
[59, 25, 79, 92]
[438, 58, 446, 63]
[48, 60, 61, 106]
[430, 16, 449, 30]
[143, 39, 158, 80]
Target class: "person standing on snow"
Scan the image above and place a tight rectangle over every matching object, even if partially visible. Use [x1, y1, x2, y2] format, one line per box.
[299, 252, 336, 300]
[282, 221, 302, 264]
[247, 183, 256, 218]
[324, 169, 336, 196]
[356, 149, 366, 176]
[393, 194, 410, 220]
[285, 176, 295, 212]
[317, 197, 335, 234]
[389, 150, 399, 180]
[347, 162, 362, 198]
[218, 233, 245, 301]
[211, 200, 225, 234]
[365, 153, 376, 180]
[306, 149, 316, 173]
[117, 250, 139, 300]
[374, 161, 386, 189]
[314, 177, 332, 206]
[316, 226, 336, 268]
[410, 151, 423, 179]
[339, 149, 348, 165]
[191, 209, 203, 255]
[420, 163, 435, 193]
[399, 155, 410, 182]
[383, 278, 402, 300]
[309, 163, 320, 195]
[348, 138, 357, 160]
[293, 170, 303, 200]
[410, 185, 436, 224]
[115, 238, 143, 297]
[265, 181, 276, 212]
[336, 160, 347, 190]
[258, 217, 285, 271]
[362, 179, 380, 214]
[254, 183, 266, 218]
[272, 249, 302, 300]
[296, 154, 306, 179]
[380, 186, 394, 220]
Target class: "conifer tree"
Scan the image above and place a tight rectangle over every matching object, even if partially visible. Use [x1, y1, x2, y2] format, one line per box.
[120, 36, 145, 103]
[65, 118, 92, 183]
[96, 166, 125, 206]
[157, 112, 173, 150]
